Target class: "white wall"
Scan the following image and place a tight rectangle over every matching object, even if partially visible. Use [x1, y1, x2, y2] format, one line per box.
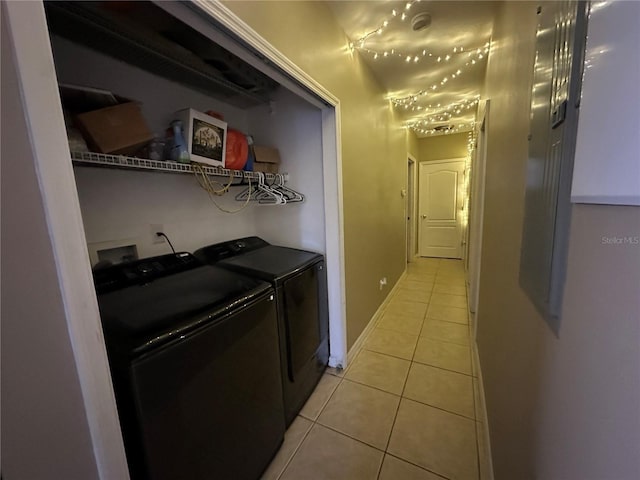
[571, 1, 640, 205]
[73, 167, 261, 259]
[248, 88, 326, 253]
[534, 204, 640, 479]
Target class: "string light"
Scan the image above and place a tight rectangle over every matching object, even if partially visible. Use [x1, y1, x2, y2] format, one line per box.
[350, 1, 490, 64]
[403, 96, 480, 118]
[461, 130, 476, 229]
[359, 44, 487, 64]
[389, 51, 485, 107]
[403, 96, 480, 134]
[388, 47, 486, 108]
[407, 121, 476, 137]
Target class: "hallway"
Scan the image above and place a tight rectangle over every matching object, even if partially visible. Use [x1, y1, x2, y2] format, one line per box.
[262, 258, 491, 480]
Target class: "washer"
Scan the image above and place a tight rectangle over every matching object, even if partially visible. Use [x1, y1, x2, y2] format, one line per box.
[94, 252, 284, 480]
[194, 237, 329, 427]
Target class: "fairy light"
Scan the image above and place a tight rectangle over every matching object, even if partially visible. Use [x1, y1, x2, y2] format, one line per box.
[350, 0, 489, 65]
[461, 131, 476, 229]
[407, 121, 476, 137]
[360, 43, 488, 65]
[400, 95, 480, 119]
[389, 50, 485, 106]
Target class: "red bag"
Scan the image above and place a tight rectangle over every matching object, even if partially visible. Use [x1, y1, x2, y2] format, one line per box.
[225, 128, 248, 170]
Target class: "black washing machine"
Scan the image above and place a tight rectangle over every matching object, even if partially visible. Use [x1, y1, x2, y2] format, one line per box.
[194, 237, 329, 427]
[94, 252, 285, 480]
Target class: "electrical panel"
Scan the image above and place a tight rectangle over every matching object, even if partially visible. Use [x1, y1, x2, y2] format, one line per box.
[519, 1, 588, 332]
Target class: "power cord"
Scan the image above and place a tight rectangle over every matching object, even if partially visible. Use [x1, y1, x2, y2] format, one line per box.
[156, 232, 176, 254]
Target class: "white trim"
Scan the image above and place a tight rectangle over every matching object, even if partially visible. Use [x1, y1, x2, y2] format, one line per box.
[571, 195, 640, 206]
[3, 2, 130, 478]
[186, 0, 347, 369]
[322, 107, 348, 368]
[154, 1, 328, 111]
[190, 1, 340, 107]
[347, 272, 407, 365]
[419, 157, 468, 166]
[473, 343, 495, 480]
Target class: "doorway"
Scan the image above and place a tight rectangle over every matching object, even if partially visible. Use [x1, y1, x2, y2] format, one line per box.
[468, 101, 489, 315]
[3, 1, 346, 476]
[418, 159, 466, 258]
[407, 156, 417, 263]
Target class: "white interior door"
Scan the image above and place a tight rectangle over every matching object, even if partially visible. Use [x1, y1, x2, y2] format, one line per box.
[418, 159, 465, 258]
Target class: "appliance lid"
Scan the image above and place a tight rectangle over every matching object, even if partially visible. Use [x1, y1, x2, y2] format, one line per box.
[218, 245, 323, 284]
[97, 264, 272, 349]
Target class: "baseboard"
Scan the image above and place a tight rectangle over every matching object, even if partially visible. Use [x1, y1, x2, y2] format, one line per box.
[473, 343, 495, 480]
[346, 271, 407, 365]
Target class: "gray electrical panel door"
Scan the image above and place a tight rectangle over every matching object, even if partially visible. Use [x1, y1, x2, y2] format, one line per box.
[520, 1, 588, 331]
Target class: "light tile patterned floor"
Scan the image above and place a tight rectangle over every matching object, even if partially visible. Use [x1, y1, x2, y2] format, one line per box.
[262, 259, 491, 480]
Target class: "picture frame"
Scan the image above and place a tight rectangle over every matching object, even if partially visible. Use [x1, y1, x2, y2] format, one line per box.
[174, 108, 227, 167]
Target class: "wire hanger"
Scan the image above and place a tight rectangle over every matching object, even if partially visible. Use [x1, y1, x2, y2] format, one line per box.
[235, 172, 286, 205]
[255, 172, 286, 204]
[270, 173, 304, 203]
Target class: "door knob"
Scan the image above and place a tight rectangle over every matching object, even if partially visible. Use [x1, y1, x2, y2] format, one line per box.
[421, 214, 427, 219]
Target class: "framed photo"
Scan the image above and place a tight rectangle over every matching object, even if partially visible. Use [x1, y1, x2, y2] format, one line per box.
[174, 108, 227, 167]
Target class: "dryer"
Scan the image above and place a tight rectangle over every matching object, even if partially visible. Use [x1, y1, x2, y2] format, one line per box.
[194, 237, 329, 427]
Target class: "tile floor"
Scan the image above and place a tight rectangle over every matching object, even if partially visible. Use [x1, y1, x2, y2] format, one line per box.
[262, 258, 491, 480]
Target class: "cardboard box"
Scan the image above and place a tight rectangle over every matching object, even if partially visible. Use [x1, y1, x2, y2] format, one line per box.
[253, 145, 281, 174]
[75, 102, 153, 155]
[173, 108, 227, 167]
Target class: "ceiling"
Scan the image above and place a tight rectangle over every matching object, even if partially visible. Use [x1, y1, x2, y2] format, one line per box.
[327, 0, 497, 137]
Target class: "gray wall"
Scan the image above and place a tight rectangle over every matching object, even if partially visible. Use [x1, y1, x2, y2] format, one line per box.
[1, 11, 99, 479]
[478, 2, 640, 479]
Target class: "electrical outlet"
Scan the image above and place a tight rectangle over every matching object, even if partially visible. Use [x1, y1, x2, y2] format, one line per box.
[151, 224, 164, 244]
[379, 277, 388, 290]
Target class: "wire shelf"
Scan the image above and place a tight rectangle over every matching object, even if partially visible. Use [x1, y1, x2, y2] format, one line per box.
[70, 151, 283, 182]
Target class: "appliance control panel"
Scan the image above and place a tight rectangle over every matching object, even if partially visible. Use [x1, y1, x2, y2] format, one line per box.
[94, 252, 201, 294]
[194, 236, 270, 264]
